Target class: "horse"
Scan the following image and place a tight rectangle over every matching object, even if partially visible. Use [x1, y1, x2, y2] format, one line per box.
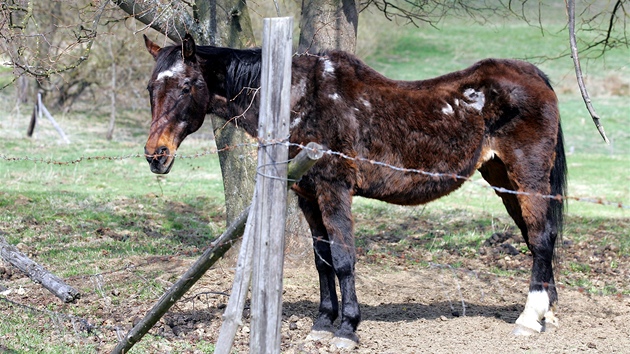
[142, 33, 566, 348]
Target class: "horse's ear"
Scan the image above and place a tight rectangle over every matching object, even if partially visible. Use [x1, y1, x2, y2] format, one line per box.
[182, 33, 196, 60]
[144, 34, 161, 60]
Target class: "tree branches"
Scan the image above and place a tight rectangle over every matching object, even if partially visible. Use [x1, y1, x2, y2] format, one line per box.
[360, 0, 506, 27]
[0, 0, 110, 81]
[361, 0, 629, 57]
[112, 0, 195, 42]
[567, 0, 610, 144]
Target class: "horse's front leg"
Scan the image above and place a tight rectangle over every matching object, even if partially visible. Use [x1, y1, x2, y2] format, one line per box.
[298, 197, 339, 338]
[317, 184, 360, 347]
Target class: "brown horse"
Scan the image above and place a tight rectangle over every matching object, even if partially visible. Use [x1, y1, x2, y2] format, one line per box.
[143, 34, 566, 347]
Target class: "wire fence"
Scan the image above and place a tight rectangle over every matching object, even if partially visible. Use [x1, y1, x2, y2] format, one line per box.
[0, 138, 627, 210]
[0, 136, 628, 351]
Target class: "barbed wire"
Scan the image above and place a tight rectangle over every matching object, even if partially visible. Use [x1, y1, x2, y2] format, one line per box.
[284, 141, 629, 210]
[0, 138, 627, 210]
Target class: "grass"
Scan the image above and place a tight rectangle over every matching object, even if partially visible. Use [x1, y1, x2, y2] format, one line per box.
[0, 5, 628, 352]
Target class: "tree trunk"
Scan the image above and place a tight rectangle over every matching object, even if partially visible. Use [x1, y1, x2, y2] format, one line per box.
[106, 40, 117, 141]
[196, 0, 259, 224]
[298, 0, 358, 53]
[115, 0, 312, 242]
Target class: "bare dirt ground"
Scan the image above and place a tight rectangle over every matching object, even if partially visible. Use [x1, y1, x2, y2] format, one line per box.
[2, 218, 630, 353]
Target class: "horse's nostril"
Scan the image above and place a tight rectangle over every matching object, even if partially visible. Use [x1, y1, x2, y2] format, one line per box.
[145, 146, 170, 164]
[156, 146, 169, 155]
[155, 146, 170, 166]
[156, 146, 170, 163]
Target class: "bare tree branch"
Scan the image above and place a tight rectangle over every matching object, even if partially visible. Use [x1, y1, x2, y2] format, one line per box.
[567, 0, 610, 144]
[361, 0, 512, 28]
[112, 0, 196, 42]
[1, 0, 109, 79]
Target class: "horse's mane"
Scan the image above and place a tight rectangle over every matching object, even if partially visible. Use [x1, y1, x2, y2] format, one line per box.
[197, 46, 263, 109]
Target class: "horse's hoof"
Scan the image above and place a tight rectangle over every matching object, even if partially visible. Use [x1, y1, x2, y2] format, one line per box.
[306, 330, 334, 341]
[330, 336, 358, 350]
[512, 324, 540, 336]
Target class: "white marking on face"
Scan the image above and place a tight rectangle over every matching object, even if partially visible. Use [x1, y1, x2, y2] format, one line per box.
[462, 88, 485, 111]
[453, 98, 460, 106]
[515, 289, 550, 333]
[329, 93, 340, 100]
[441, 103, 454, 115]
[157, 61, 185, 81]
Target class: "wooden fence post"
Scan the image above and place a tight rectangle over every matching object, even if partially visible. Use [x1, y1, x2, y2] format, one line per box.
[249, 17, 293, 354]
[111, 142, 323, 354]
[215, 142, 322, 354]
[29, 91, 70, 144]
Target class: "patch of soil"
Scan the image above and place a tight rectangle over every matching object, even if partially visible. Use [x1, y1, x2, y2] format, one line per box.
[1, 217, 629, 353]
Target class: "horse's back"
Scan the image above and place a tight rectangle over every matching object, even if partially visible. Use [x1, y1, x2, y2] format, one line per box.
[289, 52, 560, 205]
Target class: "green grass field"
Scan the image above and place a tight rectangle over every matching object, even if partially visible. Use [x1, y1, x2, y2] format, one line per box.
[0, 5, 628, 352]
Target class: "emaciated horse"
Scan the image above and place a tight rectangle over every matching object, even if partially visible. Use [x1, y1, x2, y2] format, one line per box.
[143, 34, 566, 347]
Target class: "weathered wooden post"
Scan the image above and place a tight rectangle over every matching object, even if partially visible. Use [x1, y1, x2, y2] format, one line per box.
[249, 17, 293, 353]
[215, 142, 322, 354]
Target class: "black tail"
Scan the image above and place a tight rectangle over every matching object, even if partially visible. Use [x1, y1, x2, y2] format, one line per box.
[550, 123, 567, 240]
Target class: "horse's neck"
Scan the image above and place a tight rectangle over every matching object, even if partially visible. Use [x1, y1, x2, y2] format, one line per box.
[228, 102, 260, 137]
[198, 47, 263, 137]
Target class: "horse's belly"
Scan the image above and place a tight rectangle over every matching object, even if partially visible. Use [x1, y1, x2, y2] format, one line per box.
[355, 168, 471, 206]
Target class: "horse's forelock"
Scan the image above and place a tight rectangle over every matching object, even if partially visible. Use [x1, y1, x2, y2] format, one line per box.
[154, 46, 183, 78]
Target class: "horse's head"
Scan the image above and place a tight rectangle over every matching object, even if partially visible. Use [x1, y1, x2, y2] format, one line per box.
[143, 34, 210, 174]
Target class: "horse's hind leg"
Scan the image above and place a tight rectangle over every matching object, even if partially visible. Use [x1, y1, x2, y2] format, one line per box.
[479, 154, 560, 335]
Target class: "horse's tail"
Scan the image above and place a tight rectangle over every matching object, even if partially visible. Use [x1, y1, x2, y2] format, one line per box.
[536, 66, 567, 243]
[549, 122, 567, 242]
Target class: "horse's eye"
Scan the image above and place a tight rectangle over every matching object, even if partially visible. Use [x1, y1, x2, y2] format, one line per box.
[182, 87, 191, 95]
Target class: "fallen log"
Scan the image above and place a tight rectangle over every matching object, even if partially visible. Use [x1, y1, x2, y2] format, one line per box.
[0, 237, 80, 303]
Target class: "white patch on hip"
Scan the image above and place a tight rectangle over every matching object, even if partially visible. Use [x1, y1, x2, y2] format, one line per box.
[359, 97, 371, 110]
[290, 79, 307, 108]
[514, 289, 550, 333]
[329, 93, 340, 100]
[290, 112, 304, 130]
[157, 61, 185, 81]
[441, 103, 454, 115]
[462, 88, 485, 112]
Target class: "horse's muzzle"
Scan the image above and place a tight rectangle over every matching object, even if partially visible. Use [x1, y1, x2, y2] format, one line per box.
[145, 146, 173, 174]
